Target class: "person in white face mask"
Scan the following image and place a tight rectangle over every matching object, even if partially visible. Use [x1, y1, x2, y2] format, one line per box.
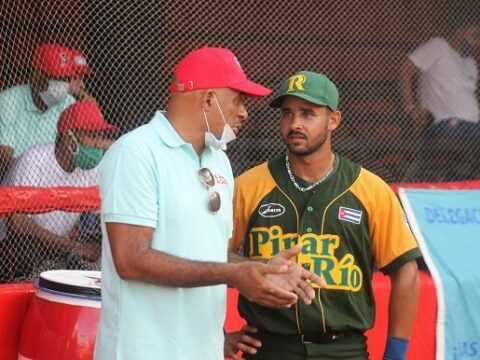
[94, 46, 325, 360]
[0, 43, 96, 181]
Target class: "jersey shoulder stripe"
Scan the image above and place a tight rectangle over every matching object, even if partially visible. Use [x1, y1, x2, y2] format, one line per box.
[231, 162, 277, 251]
[349, 167, 421, 271]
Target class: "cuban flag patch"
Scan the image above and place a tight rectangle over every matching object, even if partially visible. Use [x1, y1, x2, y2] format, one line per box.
[338, 206, 362, 224]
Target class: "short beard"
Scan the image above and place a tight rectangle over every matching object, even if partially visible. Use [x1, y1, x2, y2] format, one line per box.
[285, 132, 328, 156]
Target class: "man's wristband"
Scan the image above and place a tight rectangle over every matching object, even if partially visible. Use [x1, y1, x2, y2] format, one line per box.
[383, 335, 409, 360]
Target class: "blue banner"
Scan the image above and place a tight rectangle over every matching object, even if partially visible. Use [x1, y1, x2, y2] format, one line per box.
[399, 189, 480, 360]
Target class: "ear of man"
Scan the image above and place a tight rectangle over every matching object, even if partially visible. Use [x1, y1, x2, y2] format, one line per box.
[328, 110, 342, 131]
[202, 89, 216, 112]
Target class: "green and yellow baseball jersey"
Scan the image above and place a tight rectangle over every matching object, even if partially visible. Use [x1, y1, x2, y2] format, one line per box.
[231, 154, 421, 335]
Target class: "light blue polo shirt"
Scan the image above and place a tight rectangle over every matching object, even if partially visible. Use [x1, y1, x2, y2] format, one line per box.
[94, 111, 234, 360]
[0, 84, 75, 157]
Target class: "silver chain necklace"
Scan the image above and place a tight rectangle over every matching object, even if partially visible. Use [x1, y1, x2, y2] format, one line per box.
[285, 153, 334, 192]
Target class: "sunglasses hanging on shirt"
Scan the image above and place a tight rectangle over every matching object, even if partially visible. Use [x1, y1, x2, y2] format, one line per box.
[198, 167, 221, 213]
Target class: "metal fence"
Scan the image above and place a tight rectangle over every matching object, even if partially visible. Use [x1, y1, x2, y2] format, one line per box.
[0, 0, 479, 282]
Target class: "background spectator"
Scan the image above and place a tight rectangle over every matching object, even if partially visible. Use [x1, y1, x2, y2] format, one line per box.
[0, 43, 96, 181]
[400, 25, 480, 181]
[0, 100, 117, 282]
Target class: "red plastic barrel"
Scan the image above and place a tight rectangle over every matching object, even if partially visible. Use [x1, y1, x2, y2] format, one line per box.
[18, 270, 101, 360]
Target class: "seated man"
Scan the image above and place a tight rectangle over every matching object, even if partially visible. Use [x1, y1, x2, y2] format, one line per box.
[0, 100, 118, 282]
[400, 25, 480, 181]
[0, 43, 96, 181]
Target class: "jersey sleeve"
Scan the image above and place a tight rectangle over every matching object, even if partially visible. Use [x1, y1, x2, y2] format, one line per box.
[230, 163, 276, 252]
[351, 169, 421, 274]
[98, 141, 158, 228]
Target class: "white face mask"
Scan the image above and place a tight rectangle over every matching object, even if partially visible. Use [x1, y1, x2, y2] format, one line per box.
[39, 80, 70, 107]
[203, 93, 237, 150]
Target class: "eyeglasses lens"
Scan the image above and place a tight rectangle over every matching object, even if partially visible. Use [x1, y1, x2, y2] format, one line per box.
[198, 167, 221, 213]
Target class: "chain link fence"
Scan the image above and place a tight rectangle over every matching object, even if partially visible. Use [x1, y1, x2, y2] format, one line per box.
[0, 0, 479, 282]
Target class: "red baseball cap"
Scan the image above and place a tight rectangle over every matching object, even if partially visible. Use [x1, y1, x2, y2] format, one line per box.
[170, 47, 271, 97]
[57, 100, 119, 134]
[32, 43, 75, 77]
[72, 49, 95, 76]
[32, 43, 94, 77]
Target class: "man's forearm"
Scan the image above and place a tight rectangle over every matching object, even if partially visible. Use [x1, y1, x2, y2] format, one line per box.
[0, 145, 14, 181]
[127, 248, 245, 287]
[228, 250, 249, 263]
[9, 213, 72, 250]
[108, 223, 296, 308]
[388, 260, 420, 339]
[399, 59, 418, 112]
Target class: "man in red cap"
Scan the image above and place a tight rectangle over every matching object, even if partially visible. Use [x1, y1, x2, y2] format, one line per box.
[0, 43, 96, 181]
[0, 100, 117, 282]
[94, 46, 323, 360]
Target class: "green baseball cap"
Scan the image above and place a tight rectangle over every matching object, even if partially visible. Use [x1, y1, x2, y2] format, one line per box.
[270, 71, 339, 111]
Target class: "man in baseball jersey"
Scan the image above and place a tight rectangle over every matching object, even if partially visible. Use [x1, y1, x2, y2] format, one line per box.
[94, 48, 323, 360]
[229, 71, 421, 360]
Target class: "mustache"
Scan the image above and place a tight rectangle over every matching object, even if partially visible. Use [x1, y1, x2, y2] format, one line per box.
[287, 131, 307, 139]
